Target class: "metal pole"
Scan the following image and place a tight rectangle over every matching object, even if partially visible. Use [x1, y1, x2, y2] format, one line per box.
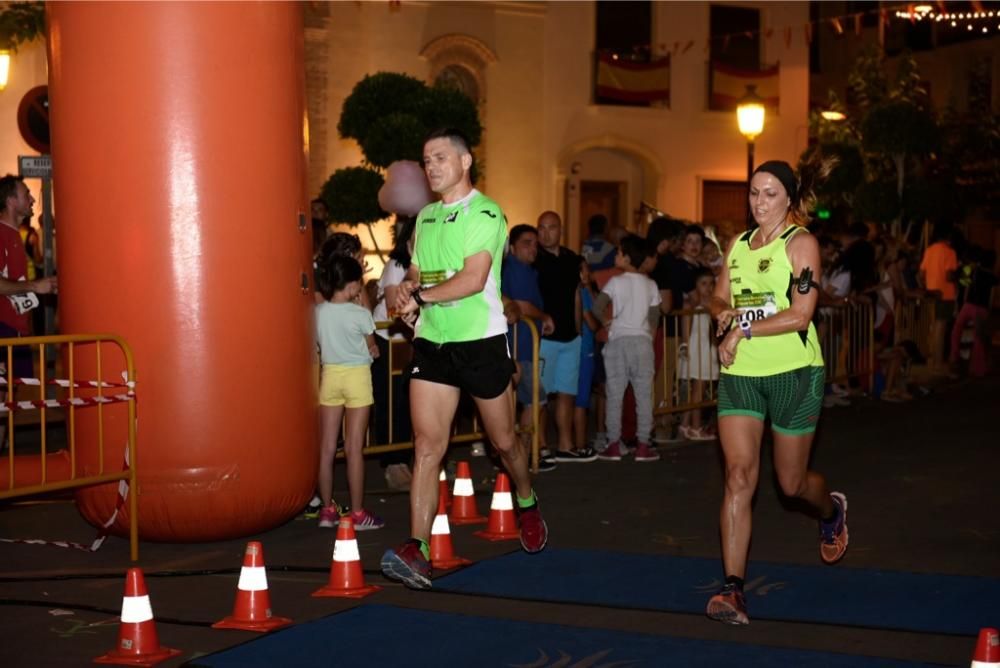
[41, 177, 56, 376]
[746, 140, 755, 229]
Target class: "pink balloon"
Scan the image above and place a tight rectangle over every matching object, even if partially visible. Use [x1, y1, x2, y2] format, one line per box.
[378, 160, 435, 216]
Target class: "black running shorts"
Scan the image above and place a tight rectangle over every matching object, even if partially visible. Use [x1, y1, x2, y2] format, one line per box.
[407, 334, 515, 399]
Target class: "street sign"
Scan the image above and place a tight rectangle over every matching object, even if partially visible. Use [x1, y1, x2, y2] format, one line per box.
[18, 154, 52, 179]
[17, 85, 49, 154]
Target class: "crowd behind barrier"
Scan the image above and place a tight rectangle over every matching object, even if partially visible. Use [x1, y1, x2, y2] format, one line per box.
[0, 334, 139, 561]
[362, 295, 936, 455]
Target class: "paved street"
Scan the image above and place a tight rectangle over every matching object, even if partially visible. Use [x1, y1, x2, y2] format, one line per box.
[1, 372, 997, 666]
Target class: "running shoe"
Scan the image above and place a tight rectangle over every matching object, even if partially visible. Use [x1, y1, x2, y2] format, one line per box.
[553, 448, 598, 463]
[597, 440, 623, 461]
[317, 504, 341, 529]
[706, 583, 749, 625]
[381, 540, 432, 590]
[303, 493, 323, 519]
[350, 508, 385, 531]
[517, 502, 548, 554]
[820, 491, 849, 564]
[537, 455, 557, 472]
[633, 442, 661, 462]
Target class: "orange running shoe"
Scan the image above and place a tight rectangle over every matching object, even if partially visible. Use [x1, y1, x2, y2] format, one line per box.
[820, 491, 849, 564]
[706, 583, 749, 625]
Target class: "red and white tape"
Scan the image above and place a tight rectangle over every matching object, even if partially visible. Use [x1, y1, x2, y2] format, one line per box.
[0, 393, 133, 413]
[0, 376, 134, 390]
[0, 445, 131, 553]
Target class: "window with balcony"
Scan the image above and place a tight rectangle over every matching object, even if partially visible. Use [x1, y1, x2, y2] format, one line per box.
[707, 5, 777, 113]
[593, 1, 669, 108]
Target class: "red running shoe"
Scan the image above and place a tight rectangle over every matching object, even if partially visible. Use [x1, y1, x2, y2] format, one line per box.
[706, 583, 749, 625]
[820, 491, 849, 564]
[517, 502, 548, 554]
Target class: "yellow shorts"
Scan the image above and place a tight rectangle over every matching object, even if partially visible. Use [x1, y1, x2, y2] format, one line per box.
[319, 364, 373, 408]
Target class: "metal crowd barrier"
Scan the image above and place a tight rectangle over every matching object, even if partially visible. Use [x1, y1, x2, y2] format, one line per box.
[653, 302, 879, 419]
[0, 334, 139, 561]
[894, 295, 938, 359]
[349, 318, 543, 474]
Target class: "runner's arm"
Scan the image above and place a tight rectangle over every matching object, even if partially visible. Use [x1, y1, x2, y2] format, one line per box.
[0, 276, 56, 296]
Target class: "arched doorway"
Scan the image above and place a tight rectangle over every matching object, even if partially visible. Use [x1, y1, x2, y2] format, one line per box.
[556, 136, 662, 251]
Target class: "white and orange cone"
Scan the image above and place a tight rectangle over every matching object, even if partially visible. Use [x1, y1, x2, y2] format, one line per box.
[431, 482, 471, 570]
[312, 516, 381, 598]
[439, 468, 452, 509]
[94, 568, 181, 666]
[972, 628, 1000, 667]
[450, 461, 486, 525]
[213, 541, 292, 632]
[474, 472, 520, 541]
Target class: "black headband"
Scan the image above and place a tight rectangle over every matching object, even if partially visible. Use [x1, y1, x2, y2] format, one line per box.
[752, 160, 798, 203]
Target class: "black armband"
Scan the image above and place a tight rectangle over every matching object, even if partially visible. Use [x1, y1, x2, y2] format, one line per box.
[796, 268, 820, 294]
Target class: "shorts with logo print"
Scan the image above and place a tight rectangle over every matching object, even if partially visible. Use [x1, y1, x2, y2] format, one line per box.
[718, 366, 825, 435]
[407, 334, 516, 400]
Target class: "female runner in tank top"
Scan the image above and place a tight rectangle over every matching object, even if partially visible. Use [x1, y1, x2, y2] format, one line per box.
[705, 159, 848, 625]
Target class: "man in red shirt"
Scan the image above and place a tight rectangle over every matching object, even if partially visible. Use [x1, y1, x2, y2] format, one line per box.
[0, 175, 57, 381]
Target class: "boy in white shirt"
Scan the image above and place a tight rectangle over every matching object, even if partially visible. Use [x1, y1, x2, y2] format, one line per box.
[591, 235, 662, 462]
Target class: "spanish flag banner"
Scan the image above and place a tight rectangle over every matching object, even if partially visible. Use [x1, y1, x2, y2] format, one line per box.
[595, 53, 671, 104]
[709, 62, 780, 111]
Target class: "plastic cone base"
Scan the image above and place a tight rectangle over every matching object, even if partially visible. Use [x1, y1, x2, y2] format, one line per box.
[312, 582, 381, 599]
[212, 614, 293, 633]
[450, 513, 487, 526]
[473, 526, 520, 541]
[432, 554, 472, 570]
[94, 646, 182, 667]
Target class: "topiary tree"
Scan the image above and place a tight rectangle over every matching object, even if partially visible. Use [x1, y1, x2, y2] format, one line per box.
[321, 72, 482, 256]
[0, 2, 45, 51]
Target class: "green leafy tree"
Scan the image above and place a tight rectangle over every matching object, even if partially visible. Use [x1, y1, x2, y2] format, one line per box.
[322, 72, 482, 255]
[0, 2, 45, 52]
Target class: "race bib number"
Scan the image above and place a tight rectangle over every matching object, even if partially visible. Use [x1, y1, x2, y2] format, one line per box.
[8, 291, 39, 315]
[734, 291, 778, 322]
[419, 269, 457, 307]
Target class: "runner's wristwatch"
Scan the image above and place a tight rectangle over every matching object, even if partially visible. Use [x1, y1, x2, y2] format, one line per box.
[412, 287, 427, 307]
[739, 320, 752, 339]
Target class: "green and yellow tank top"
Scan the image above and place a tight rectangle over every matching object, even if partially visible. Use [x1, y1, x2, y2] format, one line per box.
[724, 225, 823, 377]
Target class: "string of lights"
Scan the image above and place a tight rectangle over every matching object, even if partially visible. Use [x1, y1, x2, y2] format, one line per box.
[896, 4, 1000, 34]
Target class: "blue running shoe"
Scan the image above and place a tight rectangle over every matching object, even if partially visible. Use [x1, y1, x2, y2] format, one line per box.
[381, 540, 432, 590]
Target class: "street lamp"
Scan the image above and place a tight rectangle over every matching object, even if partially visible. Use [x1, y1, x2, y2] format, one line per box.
[0, 50, 10, 91]
[737, 85, 765, 228]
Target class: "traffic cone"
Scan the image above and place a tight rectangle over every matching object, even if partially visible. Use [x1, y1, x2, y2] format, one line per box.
[439, 468, 452, 509]
[474, 472, 520, 541]
[972, 628, 1000, 667]
[312, 516, 381, 598]
[431, 483, 471, 570]
[450, 461, 486, 525]
[94, 568, 181, 666]
[213, 541, 292, 632]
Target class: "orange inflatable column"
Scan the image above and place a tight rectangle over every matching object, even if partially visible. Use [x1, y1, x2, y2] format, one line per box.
[46, 3, 316, 541]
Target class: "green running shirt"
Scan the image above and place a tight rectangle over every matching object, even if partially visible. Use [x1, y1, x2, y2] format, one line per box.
[412, 189, 508, 344]
[724, 225, 823, 376]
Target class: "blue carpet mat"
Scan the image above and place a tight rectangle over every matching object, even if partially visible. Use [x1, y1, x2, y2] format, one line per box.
[434, 548, 995, 636]
[191, 604, 931, 667]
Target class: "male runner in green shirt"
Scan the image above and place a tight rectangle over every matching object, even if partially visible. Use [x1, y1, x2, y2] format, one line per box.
[380, 129, 548, 589]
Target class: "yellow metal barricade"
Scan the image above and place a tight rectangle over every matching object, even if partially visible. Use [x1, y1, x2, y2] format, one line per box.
[894, 295, 938, 359]
[654, 310, 720, 417]
[350, 320, 543, 473]
[0, 334, 139, 561]
[817, 302, 875, 388]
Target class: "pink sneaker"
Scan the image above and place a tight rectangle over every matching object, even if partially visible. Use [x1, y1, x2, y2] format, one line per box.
[317, 504, 341, 529]
[350, 508, 385, 531]
[633, 442, 661, 462]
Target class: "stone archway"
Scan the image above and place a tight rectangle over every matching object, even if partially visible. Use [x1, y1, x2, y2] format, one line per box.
[556, 135, 664, 250]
